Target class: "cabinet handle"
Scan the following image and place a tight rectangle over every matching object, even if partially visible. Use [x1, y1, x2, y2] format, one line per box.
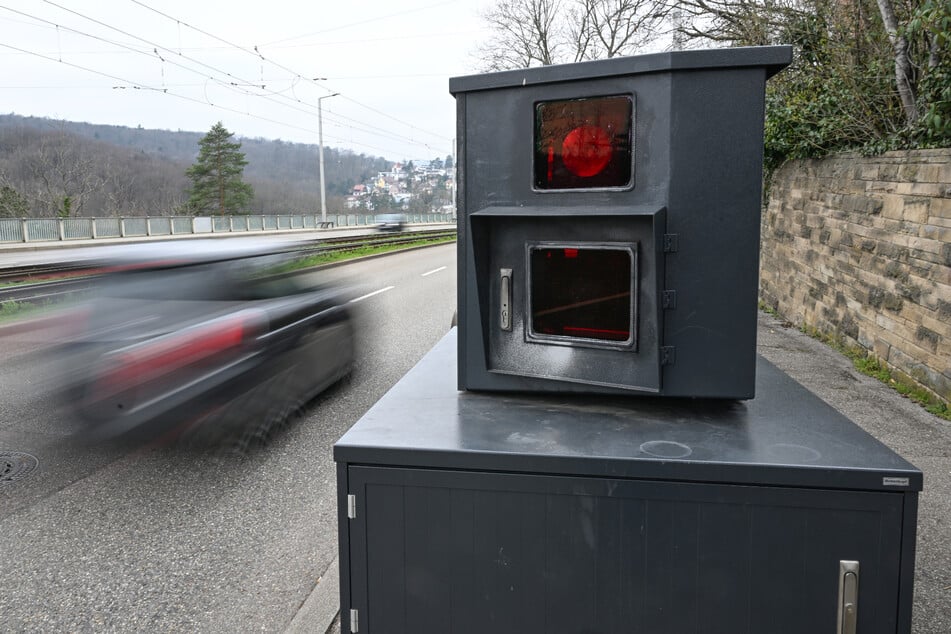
[837, 560, 859, 634]
[500, 268, 512, 331]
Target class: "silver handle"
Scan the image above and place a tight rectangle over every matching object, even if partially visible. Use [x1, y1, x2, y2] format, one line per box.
[500, 268, 512, 331]
[837, 560, 859, 634]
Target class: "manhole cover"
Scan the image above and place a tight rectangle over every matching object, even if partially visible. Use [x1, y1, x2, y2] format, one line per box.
[0, 451, 39, 487]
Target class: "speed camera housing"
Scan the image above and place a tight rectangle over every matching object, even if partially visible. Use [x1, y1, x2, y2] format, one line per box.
[450, 46, 791, 399]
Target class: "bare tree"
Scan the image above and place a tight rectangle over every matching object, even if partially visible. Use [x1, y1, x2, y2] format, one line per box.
[583, 0, 670, 58]
[103, 169, 138, 217]
[675, 0, 805, 45]
[23, 128, 104, 217]
[475, 0, 671, 71]
[476, 0, 562, 70]
[874, 0, 918, 125]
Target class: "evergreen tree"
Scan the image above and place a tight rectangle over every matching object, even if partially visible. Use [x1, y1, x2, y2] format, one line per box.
[0, 185, 29, 217]
[185, 122, 253, 215]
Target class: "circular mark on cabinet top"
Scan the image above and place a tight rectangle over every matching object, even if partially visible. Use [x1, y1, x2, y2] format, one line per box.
[766, 443, 822, 463]
[639, 440, 692, 459]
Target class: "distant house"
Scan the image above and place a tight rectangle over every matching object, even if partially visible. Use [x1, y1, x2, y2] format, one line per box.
[352, 184, 367, 196]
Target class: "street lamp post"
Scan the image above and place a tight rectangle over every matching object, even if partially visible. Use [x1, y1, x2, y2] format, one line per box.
[318, 93, 339, 225]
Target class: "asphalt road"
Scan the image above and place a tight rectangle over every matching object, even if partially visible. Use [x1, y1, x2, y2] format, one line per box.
[0, 243, 457, 631]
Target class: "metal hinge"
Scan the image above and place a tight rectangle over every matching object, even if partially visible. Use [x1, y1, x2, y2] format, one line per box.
[662, 290, 677, 309]
[350, 608, 360, 633]
[347, 494, 356, 520]
[660, 346, 676, 366]
[663, 234, 679, 253]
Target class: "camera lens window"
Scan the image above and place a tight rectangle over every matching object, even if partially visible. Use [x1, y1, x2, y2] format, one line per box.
[534, 95, 633, 190]
[529, 246, 634, 343]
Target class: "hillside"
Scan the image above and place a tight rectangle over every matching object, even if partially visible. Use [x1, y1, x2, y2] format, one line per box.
[0, 114, 391, 217]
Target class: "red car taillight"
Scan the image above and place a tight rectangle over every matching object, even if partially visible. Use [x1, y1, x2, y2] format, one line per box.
[91, 308, 268, 403]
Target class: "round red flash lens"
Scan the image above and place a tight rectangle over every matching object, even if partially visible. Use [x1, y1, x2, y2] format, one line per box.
[561, 125, 613, 178]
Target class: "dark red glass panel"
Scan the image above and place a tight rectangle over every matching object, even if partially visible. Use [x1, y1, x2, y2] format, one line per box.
[534, 95, 633, 190]
[530, 247, 632, 343]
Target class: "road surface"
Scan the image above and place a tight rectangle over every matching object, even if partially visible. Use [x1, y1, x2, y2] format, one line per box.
[0, 243, 457, 631]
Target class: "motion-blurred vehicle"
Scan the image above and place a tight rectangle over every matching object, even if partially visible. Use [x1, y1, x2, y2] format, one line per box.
[52, 238, 356, 449]
[376, 213, 406, 232]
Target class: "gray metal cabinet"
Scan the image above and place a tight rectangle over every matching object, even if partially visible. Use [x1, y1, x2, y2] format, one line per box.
[335, 332, 920, 634]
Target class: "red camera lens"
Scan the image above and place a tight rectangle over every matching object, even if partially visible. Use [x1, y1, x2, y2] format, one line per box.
[562, 125, 613, 177]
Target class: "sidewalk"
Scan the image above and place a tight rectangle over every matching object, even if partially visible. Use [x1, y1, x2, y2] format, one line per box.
[295, 310, 951, 634]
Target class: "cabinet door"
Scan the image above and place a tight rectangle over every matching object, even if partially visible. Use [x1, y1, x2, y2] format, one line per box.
[345, 466, 909, 634]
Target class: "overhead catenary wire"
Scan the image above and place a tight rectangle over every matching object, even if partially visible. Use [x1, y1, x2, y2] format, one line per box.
[3, 0, 454, 158]
[0, 39, 417, 156]
[0, 4, 261, 93]
[126, 0, 451, 145]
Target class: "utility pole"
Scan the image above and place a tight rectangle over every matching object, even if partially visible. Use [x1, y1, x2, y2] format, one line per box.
[318, 93, 339, 224]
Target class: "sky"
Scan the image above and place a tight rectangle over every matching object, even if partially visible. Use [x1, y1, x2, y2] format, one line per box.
[0, 0, 496, 163]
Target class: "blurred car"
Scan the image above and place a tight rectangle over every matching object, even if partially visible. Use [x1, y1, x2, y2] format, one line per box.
[52, 238, 356, 449]
[376, 213, 406, 232]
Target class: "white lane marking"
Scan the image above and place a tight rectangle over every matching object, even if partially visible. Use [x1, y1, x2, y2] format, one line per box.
[421, 266, 447, 277]
[349, 286, 395, 303]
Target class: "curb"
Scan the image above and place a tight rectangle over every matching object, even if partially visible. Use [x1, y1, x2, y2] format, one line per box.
[285, 557, 339, 634]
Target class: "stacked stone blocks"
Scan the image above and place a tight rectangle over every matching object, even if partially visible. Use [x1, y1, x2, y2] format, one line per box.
[760, 149, 951, 401]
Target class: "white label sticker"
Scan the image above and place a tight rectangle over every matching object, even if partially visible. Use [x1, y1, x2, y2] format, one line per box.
[883, 477, 910, 487]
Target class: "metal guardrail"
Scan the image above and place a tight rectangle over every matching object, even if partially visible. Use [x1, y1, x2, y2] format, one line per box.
[0, 229, 458, 307]
[0, 213, 454, 244]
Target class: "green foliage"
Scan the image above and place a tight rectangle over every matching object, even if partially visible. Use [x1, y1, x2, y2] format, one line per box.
[408, 188, 436, 214]
[58, 195, 72, 219]
[907, 0, 951, 144]
[759, 0, 950, 171]
[291, 235, 457, 268]
[185, 122, 254, 215]
[0, 300, 24, 318]
[763, 0, 912, 171]
[0, 185, 29, 217]
[0, 300, 37, 322]
[369, 191, 397, 213]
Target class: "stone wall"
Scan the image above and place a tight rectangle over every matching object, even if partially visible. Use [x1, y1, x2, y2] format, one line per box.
[760, 149, 951, 401]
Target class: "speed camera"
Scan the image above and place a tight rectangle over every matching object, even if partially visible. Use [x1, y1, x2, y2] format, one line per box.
[451, 46, 791, 398]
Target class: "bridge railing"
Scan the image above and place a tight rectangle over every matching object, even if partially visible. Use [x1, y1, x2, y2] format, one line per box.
[0, 213, 454, 244]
